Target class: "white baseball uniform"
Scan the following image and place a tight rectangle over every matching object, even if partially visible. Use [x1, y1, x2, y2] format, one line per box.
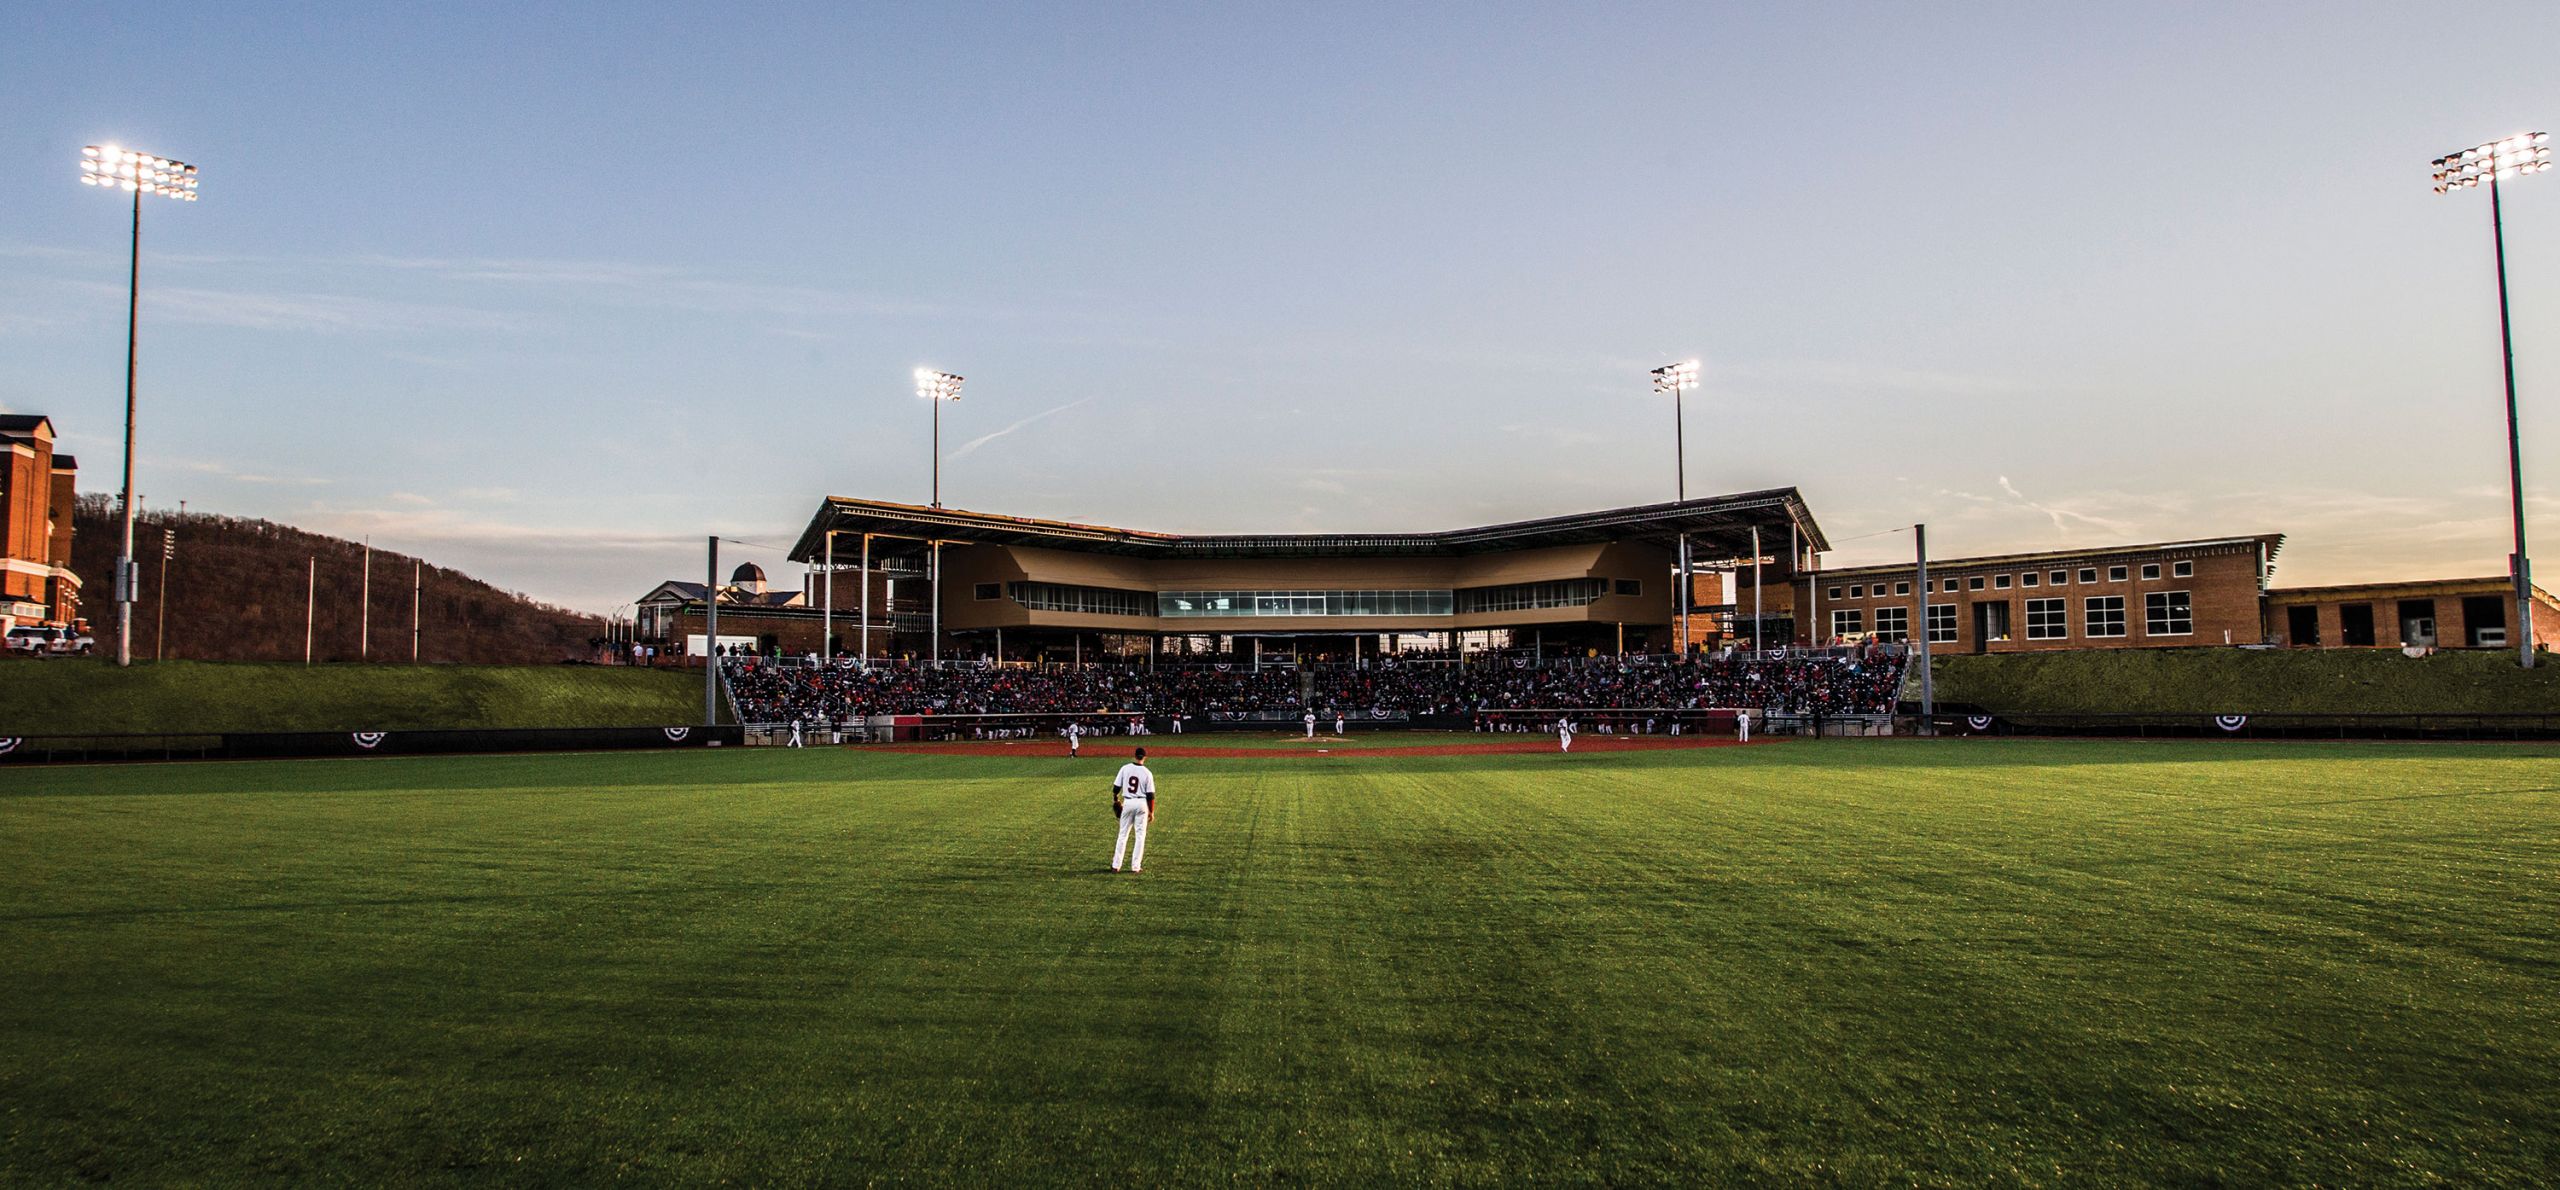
[1304, 712, 1316, 738]
[1111, 761, 1157, 871]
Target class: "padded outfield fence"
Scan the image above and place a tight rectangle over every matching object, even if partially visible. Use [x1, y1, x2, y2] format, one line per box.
[0, 725, 745, 765]
[1921, 710, 2560, 740]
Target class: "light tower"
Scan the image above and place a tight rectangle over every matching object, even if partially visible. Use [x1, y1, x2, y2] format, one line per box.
[78, 144, 200, 667]
[915, 368, 964, 508]
[2432, 132, 2552, 667]
[1651, 360, 1701, 652]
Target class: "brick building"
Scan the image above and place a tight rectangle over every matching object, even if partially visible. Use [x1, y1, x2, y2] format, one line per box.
[2264, 577, 2560, 651]
[0, 414, 81, 630]
[1768, 535, 2284, 653]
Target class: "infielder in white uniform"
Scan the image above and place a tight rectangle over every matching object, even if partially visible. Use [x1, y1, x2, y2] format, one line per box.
[1110, 748, 1157, 873]
[1557, 716, 1575, 752]
[1303, 711, 1317, 739]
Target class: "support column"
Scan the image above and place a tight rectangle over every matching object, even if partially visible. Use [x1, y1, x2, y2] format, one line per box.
[859, 533, 872, 666]
[929, 539, 942, 666]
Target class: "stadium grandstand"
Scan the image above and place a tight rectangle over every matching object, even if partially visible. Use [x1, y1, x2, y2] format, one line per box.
[720, 646, 1909, 737]
[765, 488, 1825, 663]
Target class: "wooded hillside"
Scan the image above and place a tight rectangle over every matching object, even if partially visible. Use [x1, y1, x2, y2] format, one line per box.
[68, 495, 607, 664]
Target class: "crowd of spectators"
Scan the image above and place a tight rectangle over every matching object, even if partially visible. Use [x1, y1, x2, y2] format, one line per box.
[724, 647, 1906, 727]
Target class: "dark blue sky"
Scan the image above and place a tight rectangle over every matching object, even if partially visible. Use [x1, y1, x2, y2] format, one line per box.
[4, 2, 2555, 610]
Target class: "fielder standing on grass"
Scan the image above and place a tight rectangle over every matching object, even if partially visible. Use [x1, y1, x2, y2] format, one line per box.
[1110, 747, 1156, 873]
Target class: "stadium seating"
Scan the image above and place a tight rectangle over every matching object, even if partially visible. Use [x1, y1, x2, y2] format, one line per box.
[722, 648, 1907, 727]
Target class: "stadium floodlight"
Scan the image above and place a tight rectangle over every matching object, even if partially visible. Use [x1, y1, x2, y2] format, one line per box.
[1650, 361, 1702, 652]
[915, 367, 964, 508]
[2433, 133, 2549, 668]
[79, 143, 201, 668]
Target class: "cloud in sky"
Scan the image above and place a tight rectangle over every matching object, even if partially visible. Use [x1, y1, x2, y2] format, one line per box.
[946, 397, 1094, 461]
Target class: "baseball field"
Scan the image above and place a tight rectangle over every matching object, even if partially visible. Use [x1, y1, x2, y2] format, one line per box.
[5, 738, 2556, 1184]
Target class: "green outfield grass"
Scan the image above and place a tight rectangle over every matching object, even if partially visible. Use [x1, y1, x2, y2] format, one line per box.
[4, 740, 2556, 1184]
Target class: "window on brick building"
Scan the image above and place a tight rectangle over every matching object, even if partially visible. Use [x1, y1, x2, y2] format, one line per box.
[1850, 585, 1864, 599]
[1943, 578, 1959, 593]
[2051, 570, 2069, 586]
[1873, 606, 1909, 641]
[1831, 608, 1863, 637]
[2173, 560, 2193, 578]
[2086, 595, 2127, 637]
[2146, 590, 2193, 636]
[1968, 576, 1986, 590]
[1927, 604, 1958, 643]
[2026, 597, 2068, 640]
[2021, 572, 2038, 588]
[2108, 565, 2129, 582]
[2078, 568, 2098, 584]
[1894, 581, 1910, 596]
[1994, 574, 2012, 589]
[2141, 563, 2162, 581]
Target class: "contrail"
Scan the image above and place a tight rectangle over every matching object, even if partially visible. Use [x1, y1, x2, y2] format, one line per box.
[947, 397, 1093, 460]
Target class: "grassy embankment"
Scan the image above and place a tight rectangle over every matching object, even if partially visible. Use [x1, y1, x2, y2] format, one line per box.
[1929, 647, 2560, 714]
[0, 660, 704, 734]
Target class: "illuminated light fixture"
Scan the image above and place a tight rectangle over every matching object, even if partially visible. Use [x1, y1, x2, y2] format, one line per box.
[78, 143, 200, 201]
[2432, 131, 2546, 668]
[2433, 132, 2552, 193]
[1650, 359, 1700, 393]
[914, 367, 964, 402]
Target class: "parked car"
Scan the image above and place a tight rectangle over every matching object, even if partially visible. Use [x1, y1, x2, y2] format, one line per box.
[4, 626, 94, 657]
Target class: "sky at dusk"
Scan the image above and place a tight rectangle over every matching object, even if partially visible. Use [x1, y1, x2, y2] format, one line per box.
[3, 2, 2557, 614]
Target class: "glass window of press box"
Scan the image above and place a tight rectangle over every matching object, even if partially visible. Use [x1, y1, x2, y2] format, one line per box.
[1157, 589, 1460, 618]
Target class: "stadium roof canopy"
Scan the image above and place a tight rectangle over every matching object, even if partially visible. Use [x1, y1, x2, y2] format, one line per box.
[787, 489, 1828, 565]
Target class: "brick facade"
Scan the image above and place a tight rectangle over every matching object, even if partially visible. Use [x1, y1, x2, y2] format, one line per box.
[1779, 536, 2281, 653]
[0, 415, 80, 630]
[2265, 578, 2560, 652]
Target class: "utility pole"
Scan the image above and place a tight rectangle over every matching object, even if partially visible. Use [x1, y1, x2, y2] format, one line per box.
[705, 535, 720, 726]
[304, 557, 316, 665]
[1914, 524, 1933, 733]
[360, 537, 371, 660]
[412, 559, 422, 663]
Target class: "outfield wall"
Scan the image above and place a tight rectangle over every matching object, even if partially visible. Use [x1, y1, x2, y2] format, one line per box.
[0, 724, 743, 765]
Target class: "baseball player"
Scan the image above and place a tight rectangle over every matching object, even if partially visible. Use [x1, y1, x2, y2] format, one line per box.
[1557, 716, 1575, 752]
[1303, 710, 1317, 739]
[1333, 711, 1345, 735]
[1737, 709, 1752, 743]
[1110, 747, 1157, 873]
[1067, 720, 1082, 757]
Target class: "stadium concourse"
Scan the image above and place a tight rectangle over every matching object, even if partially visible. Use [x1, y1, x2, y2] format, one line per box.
[720, 646, 1909, 734]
